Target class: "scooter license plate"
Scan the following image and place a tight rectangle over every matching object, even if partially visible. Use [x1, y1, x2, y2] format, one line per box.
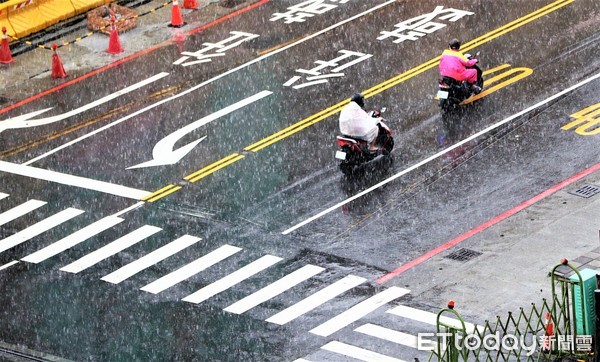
[335, 151, 347, 160]
[437, 90, 449, 99]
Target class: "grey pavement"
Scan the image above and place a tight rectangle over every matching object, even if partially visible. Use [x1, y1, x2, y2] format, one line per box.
[2, 0, 600, 332]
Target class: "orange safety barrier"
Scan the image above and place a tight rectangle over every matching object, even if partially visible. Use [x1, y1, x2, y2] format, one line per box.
[37, 0, 76, 25]
[0, 5, 16, 37]
[7, 0, 49, 38]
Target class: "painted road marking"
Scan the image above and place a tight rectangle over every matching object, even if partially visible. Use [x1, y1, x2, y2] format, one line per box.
[266, 274, 366, 325]
[60, 225, 162, 274]
[355, 323, 423, 349]
[321, 341, 406, 362]
[387, 305, 479, 333]
[0, 73, 170, 134]
[562, 102, 600, 136]
[0, 260, 19, 271]
[0, 199, 46, 227]
[0, 193, 8, 200]
[21, 216, 124, 264]
[141, 244, 242, 294]
[184, 153, 245, 183]
[0, 160, 150, 200]
[182, 255, 282, 304]
[0, 208, 84, 254]
[309, 287, 410, 337]
[128, 90, 272, 169]
[23, 1, 394, 166]
[224, 264, 324, 314]
[101, 235, 201, 284]
[283, 71, 600, 235]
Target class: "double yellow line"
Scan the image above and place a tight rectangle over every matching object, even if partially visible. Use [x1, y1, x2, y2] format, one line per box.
[143, 0, 573, 202]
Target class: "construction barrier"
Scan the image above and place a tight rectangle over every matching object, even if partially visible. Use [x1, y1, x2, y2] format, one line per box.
[0, 5, 16, 36]
[6, 0, 48, 38]
[37, 0, 76, 25]
[68, 0, 105, 14]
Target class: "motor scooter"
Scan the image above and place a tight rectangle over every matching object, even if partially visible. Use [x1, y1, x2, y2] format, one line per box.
[335, 108, 394, 175]
[436, 52, 483, 112]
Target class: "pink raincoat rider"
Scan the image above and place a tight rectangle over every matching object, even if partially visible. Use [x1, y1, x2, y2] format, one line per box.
[439, 43, 478, 83]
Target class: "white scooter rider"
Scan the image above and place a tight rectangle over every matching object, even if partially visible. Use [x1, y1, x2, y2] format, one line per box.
[339, 93, 381, 151]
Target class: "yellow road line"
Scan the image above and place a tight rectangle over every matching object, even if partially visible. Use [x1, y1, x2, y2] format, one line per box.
[187, 154, 245, 183]
[141, 184, 178, 201]
[463, 67, 533, 104]
[147, 185, 182, 202]
[184, 153, 242, 181]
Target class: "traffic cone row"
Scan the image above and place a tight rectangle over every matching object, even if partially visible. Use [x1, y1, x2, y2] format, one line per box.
[51, 44, 68, 79]
[0, 27, 15, 64]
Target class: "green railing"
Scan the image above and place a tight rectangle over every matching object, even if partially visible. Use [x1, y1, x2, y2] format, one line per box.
[428, 259, 594, 362]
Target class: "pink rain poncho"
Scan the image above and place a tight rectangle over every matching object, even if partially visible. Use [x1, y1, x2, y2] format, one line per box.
[439, 49, 478, 83]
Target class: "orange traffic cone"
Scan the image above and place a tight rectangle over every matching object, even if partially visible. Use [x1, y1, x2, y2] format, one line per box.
[106, 15, 123, 54]
[183, 0, 198, 9]
[169, 0, 186, 28]
[51, 44, 68, 79]
[0, 27, 15, 64]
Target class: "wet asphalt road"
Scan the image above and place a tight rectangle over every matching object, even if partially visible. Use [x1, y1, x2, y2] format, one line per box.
[0, 0, 599, 361]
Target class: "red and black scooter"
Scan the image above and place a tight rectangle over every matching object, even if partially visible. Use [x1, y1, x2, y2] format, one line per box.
[335, 108, 394, 175]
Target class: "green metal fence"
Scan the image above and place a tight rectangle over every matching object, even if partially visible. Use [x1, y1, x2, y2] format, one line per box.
[428, 260, 594, 362]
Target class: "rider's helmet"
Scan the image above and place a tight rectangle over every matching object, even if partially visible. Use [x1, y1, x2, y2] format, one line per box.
[449, 38, 461, 50]
[351, 93, 365, 108]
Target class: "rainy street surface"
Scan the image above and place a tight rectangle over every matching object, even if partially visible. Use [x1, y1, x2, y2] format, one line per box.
[1, 0, 600, 361]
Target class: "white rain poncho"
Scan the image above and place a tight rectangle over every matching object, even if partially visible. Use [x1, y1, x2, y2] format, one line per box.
[339, 101, 379, 143]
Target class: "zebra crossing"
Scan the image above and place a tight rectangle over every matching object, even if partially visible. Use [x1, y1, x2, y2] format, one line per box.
[0, 194, 476, 361]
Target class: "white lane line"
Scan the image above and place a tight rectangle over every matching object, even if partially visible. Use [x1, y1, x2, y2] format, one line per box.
[0, 260, 19, 271]
[1, 73, 170, 134]
[266, 274, 366, 325]
[224, 264, 324, 314]
[386, 305, 479, 333]
[0, 199, 47, 227]
[0, 160, 150, 200]
[22, 1, 396, 165]
[283, 71, 600, 235]
[355, 323, 423, 349]
[182, 255, 282, 304]
[0, 193, 8, 200]
[113, 201, 145, 217]
[140, 244, 241, 294]
[21, 216, 124, 264]
[309, 286, 410, 337]
[0, 207, 84, 254]
[60, 225, 161, 274]
[102, 235, 201, 284]
[321, 341, 406, 362]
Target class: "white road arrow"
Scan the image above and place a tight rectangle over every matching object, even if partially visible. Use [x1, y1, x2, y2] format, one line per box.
[0, 72, 170, 133]
[127, 90, 273, 169]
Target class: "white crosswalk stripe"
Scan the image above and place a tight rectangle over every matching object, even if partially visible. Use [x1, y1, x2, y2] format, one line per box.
[102, 235, 201, 284]
[141, 244, 242, 294]
[0, 192, 8, 200]
[61, 225, 162, 274]
[266, 274, 366, 325]
[0, 207, 84, 254]
[387, 305, 480, 333]
[321, 341, 407, 362]
[224, 264, 325, 314]
[182, 255, 282, 304]
[0, 199, 46, 227]
[355, 323, 423, 349]
[22, 216, 124, 264]
[0, 260, 19, 271]
[310, 286, 410, 337]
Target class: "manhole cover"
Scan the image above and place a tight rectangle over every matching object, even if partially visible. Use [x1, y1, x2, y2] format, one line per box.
[569, 184, 600, 198]
[445, 248, 482, 262]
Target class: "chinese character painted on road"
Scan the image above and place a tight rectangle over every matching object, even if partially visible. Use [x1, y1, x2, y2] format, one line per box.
[283, 50, 372, 89]
[378, 6, 474, 43]
[271, 0, 350, 24]
[173, 31, 259, 66]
